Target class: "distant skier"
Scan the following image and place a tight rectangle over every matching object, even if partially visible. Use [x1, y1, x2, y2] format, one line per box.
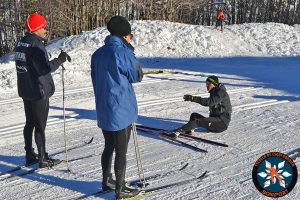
[174, 75, 232, 136]
[216, 10, 225, 31]
[14, 14, 68, 168]
[91, 16, 143, 199]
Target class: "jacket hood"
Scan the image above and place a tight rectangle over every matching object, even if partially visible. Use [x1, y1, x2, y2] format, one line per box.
[105, 35, 123, 45]
[210, 83, 226, 93]
[104, 35, 134, 51]
[218, 83, 226, 91]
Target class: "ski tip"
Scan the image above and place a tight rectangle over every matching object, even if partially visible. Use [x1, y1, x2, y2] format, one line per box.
[197, 170, 208, 179]
[198, 149, 208, 153]
[222, 143, 229, 147]
[178, 163, 189, 171]
[86, 137, 94, 144]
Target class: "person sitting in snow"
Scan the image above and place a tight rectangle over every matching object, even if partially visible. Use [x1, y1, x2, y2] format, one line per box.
[216, 10, 225, 31]
[91, 16, 143, 199]
[173, 75, 232, 136]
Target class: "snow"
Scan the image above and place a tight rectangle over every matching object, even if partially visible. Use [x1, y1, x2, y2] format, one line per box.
[0, 21, 300, 199]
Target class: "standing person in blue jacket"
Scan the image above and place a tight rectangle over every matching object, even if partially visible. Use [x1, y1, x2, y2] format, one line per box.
[14, 13, 68, 168]
[91, 16, 143, 199]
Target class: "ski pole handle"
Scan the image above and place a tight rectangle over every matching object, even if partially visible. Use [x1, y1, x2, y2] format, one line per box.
[60, 49, 71, 62]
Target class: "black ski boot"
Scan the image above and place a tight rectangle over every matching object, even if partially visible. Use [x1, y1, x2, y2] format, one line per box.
[169, 129, 183, 138]
[25, 148, 38, 165]
[184, 129, 195, 135]
[115, 183, 140, 200]
[102, 173, 116, 191]
[38, 153, 62, 168]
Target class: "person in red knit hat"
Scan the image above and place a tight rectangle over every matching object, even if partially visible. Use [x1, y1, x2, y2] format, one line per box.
[14, 13, 69, 168]
[26, 13, 47, 33]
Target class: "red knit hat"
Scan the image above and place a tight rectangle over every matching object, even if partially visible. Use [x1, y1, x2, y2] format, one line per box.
[26, 14, 47, 32]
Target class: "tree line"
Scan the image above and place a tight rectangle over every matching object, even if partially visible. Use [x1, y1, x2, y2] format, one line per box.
[1, 0, 299, 57]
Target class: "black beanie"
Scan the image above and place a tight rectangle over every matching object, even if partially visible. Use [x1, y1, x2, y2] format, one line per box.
[107, 16, 131, 36]
[206, 75, 219, 86]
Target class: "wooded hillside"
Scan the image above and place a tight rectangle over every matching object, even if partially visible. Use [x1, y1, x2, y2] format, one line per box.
[1, 0, 299, 56]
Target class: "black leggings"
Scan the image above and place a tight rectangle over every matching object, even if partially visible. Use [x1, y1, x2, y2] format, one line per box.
[101, 125, 131, 191]
[23, 98, 49, 158]
[180, 113, 227, 133]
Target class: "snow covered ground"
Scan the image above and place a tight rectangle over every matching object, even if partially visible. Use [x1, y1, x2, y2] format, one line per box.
[0, 21, 299, 199]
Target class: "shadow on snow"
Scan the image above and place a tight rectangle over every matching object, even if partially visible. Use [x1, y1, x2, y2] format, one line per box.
[49, 105, 198, 151]
[140, 56, 300, 99]
[49, 106, 183, 131]
[0, 154, 99, 196]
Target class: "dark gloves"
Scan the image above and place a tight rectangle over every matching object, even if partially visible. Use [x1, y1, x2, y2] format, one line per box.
[183, 94, 194, 101]
[58, 52, 67, 63]
[136, 64, 143, 82]
[58, 51, 71, 63]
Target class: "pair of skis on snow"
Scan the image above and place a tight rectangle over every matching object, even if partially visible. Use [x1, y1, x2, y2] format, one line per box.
[136, 124, 228, 153]
[0, 137, 94, 181]
[136, 124, 300, 160]
[76, 124, 224, 199]
[77, 162, 207, 199]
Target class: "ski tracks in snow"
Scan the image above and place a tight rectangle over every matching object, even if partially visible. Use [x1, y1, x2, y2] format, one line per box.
[0, 71, 298, 200]
[0, 85, 289, 139]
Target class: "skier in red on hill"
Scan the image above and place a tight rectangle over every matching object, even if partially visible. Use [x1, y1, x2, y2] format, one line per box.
[216, 10, 225, 31]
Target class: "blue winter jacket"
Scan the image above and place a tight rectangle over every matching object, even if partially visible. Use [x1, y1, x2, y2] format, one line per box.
[91, 36, 143, 131]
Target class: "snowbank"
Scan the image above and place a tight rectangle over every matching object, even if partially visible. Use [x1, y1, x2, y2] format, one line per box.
[0, 21, 300, 99]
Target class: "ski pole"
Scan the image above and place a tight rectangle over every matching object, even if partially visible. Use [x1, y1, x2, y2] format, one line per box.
[61, 63, 70, 171]
[132, 124, 141, 180]
[60, 49, 71, 171]
[132, 123, 147, 188]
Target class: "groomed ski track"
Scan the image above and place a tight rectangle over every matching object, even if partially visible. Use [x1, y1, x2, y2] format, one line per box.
[0, 69, 299, 200]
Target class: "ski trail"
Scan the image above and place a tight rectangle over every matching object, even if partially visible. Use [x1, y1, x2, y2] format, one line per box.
[0, 78, 169, 106]
[0, 86, 289, 139]
[0, 87, 261, 137]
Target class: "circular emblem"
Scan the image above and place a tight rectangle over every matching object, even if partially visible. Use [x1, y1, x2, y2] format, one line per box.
[252, 152, 298, 198]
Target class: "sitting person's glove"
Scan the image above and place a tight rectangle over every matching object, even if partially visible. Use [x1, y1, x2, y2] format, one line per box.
[183, 94, 194, 101]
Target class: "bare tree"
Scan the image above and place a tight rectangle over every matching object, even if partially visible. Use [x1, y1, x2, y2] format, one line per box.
[1, 0, 300, 57]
